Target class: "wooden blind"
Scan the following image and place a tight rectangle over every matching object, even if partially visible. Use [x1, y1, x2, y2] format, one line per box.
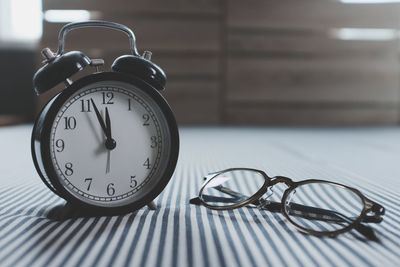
[40, 0, 400, 125]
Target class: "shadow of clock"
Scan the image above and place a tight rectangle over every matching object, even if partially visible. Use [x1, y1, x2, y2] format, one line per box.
[45, 203, 138, 220]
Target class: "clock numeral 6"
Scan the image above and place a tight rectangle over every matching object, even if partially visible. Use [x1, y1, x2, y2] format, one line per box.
[102, 92, 114, 105]
[107, 183, 115, 196]
[64, 162, 73, 176]
[143, 158, 151, 169]
[130, 176, 137, 188]
[55, 139, 65, 152]
[63, 116, 76, 130]
[142, 114, 150, 126]
[84, 178, 93, 191]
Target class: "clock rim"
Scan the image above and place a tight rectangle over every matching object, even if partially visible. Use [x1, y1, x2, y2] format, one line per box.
[31, 71, 179, 215]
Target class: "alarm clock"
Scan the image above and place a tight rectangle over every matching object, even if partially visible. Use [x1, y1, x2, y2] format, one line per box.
[31, 21, 179, 214]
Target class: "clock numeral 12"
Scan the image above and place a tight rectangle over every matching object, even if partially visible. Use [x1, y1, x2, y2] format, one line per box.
[63, 116, 76, 130]
[102, 92, 114, 104]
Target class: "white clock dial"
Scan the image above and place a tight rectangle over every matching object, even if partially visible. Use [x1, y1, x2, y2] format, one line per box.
[49, 81, 170, 207]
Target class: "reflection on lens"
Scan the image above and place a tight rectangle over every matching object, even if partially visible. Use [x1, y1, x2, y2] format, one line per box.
[284, 182, 364, 233]
[199, 169, 266, 207]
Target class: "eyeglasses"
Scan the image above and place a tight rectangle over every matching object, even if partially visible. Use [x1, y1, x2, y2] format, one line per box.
[190, 168, 385, 240]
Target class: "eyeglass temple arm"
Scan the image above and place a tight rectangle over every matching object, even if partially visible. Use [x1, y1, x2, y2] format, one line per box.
[214, 185, 383, 223]
[214, 187, 381, 240]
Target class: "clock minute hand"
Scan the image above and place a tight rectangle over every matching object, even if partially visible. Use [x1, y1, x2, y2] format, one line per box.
[105, 107, 112, 139]
[104, 106, 117, 150]
[104, 106, 116, 151]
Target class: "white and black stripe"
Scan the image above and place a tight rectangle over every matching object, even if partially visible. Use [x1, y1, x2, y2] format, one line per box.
[0, 126, 399, 267]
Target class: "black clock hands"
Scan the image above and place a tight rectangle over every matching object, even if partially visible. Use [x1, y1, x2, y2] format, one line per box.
[105, 107, 113, 140]
[90, 98, 108, 136]
[104, 107, 116, 150]
[105, 107, 113, 174]
[90, 98, 116, 150]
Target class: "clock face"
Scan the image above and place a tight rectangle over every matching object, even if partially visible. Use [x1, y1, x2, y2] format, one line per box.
[49, 80, 172, 207]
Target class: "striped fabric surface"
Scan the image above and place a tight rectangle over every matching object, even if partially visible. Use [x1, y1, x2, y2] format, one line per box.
[0, 125, 399, 267]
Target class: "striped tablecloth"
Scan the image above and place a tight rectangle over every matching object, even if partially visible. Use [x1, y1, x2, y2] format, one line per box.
[0, 125, 399, 267]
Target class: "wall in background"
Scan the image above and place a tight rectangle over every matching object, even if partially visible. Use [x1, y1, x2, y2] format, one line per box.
[39, 0, 400, 125]
[0, 49, 35, 124]
[0, 0, 41, 125]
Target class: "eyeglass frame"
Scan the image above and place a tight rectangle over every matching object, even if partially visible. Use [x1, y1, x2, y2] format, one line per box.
[192, 168, 385, 239]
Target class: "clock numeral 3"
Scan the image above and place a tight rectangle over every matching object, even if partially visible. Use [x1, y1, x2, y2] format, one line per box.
[150, 136, 158, 148]
[63, 116, 76, 130]
[142, 114, 150, 126]
[143, 158, 151, 169]
[80, 99, 91, 112]
[84, 178, 93, 191]
[55, 139, 65, 152]
[107, 183, 115, 196]
[64, 162, 73, 176]
[130, 176, 137, 188]
[102, 92, 114, 104]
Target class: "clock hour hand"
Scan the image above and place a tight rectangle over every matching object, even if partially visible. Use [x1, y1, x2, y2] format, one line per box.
[90, 98, 108, 137]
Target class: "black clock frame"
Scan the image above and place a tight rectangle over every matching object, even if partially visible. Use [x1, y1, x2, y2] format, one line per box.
[31, 72, 179, 215]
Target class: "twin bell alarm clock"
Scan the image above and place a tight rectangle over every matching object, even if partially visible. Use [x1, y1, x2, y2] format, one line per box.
[31, 21, 179, 214]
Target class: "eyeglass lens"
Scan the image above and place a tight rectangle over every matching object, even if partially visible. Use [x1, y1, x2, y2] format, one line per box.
[200, 169, 266, 207]
[284, 182, 364, 233]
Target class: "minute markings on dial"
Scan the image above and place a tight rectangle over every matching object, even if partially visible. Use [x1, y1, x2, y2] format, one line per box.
[51, 86, 164, 202]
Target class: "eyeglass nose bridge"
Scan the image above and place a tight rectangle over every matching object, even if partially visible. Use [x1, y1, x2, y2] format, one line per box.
[270, 176, 294, 186]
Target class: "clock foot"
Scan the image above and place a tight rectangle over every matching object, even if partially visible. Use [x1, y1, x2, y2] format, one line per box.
[147, 201, 157, 210]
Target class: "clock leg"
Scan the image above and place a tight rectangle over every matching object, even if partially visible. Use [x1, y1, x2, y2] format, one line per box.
[147, 201, 157, 210]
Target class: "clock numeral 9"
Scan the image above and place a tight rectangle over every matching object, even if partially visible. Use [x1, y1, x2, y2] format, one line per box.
[63, 116, 76, 130]
[143, 114, 150, 126]
[55, 139, 65, 152]
[130, 176, 137, 188]
[84, 178, 92, 191]
[143, 158, 151, 169]
[80, 99, 91, 112]
[64, 162, 73, 176]
[102, 92, 114, 105]
[107, 183, 115, 196]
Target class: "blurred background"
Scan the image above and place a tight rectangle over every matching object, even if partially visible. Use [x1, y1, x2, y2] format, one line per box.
[1, 0, 400, 126]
